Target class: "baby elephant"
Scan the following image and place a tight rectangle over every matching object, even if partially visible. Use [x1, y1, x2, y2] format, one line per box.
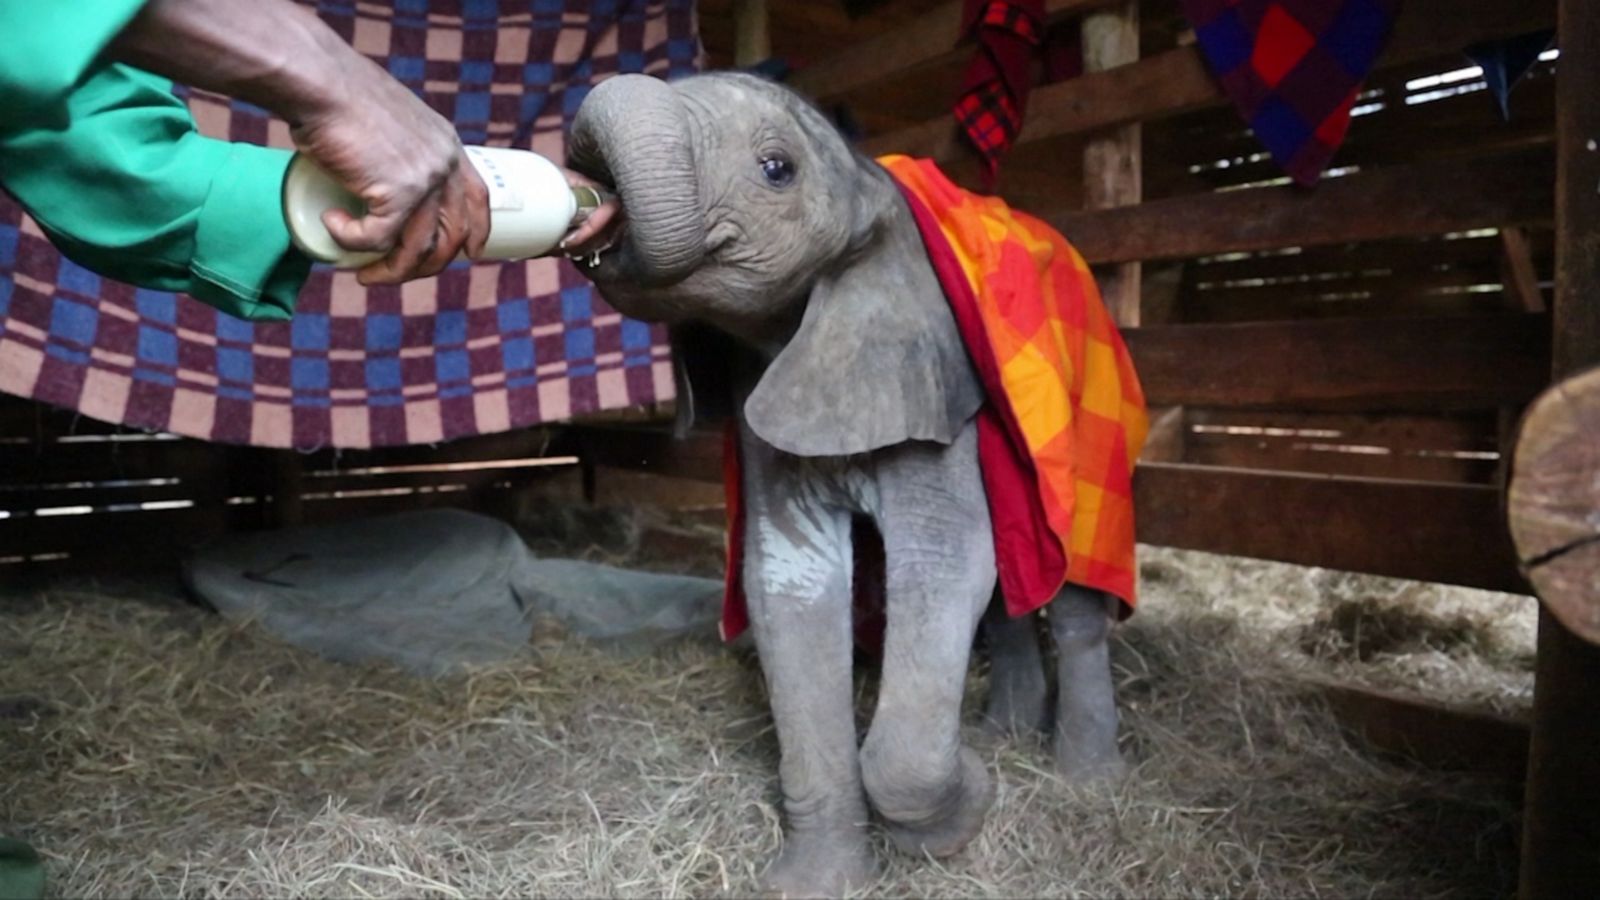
[569, 71, 1146, 896]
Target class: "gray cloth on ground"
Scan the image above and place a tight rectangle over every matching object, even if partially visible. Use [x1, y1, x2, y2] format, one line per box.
[181, 508, 722, 676]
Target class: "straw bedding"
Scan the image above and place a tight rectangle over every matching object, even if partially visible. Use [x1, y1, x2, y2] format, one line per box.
[0, 504, 1533, 898]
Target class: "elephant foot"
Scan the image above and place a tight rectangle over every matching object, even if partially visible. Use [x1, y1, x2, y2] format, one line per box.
[1054, 669, 1126, 782]
[1055, 731, 1127, 782]
[983, 662, 1050, 736]
[758, 830, 877, 899]
[883, 747, 995, 859]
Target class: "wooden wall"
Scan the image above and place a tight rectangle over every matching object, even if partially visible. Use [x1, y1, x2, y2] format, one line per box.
[1, 0, 1560, 598]
[741, 0, 1558, 596]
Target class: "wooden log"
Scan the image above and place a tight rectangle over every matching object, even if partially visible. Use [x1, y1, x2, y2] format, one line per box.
[1317, 680, 1530, 783]
[1052, 147, 1554, 265]
[1510, 367, 1600, 641]
[1134, 463, 1526, 593]
[1124, 313, 1550, 411]
[1082, 1, 1142, 327]
[1510, 3, 1600, 889]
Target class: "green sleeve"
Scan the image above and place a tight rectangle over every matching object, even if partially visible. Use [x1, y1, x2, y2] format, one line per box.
[0, 65, 310, 321]
[0, 0, 151, 129]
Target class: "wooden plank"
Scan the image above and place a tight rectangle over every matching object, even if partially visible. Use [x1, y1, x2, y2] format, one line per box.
[1133, 462, 1526, 593]
[0, 481, 197, 512]
[1188, 234, 1547, 285]
[1151, 68, 1556, 199]
[1517, 0, 1600, 891]
[296, 427, 558, 472]
[1053, 147, 1554, 265]
[1183, 291, 1508, 325]
[0, 505, 241, 560]
[1124, 314, 1550, 411]
[1082, 1, 1142, 327]
[862, 44, 1215, 161]
[1183, 409, 1501, 483]
[0, 439, 224, 486]
[790, 0, 1108, 101]
[556, 425, 725, 484]
[1189, 262, 1503, 308]
[862, 0, 1555, 165]
[1318, 680, 1529, 783]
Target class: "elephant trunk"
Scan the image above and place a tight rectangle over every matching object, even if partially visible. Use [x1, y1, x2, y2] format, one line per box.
[569, 74, 705, 285]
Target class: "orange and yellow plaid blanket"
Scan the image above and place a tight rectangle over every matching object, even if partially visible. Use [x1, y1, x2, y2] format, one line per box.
[720, 156, 1147, 642]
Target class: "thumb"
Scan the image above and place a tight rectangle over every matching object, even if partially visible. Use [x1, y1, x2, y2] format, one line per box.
[322, 208, 405, 253]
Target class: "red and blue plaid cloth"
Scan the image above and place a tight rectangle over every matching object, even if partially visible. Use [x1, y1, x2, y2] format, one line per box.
[0, 0, 701, 449]
[953, 0, 1080, 190]
[1179, 0, 1399, 186]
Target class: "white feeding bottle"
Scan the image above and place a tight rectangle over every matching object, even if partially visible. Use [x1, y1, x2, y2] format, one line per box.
[281, 145, 603, 267]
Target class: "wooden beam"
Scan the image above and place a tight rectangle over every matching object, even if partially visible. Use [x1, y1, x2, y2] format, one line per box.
[1515, 0, 1600, 891]
[1318, 680, 1529, 784]
[1082, 1, 1141, 327]
[862, 44, 1215, 161]
[1184, 409, 1502, 484]
[732, 0, 770, 68]
[1133, 462, 1526, 593]
[862, 0, 1556, 165]
[1501, 227, 1548, 312]
[1124, 313, 1551, 411]
[555, 425, 724, 485]
[790, 0, 1110, 101]
[1052, 147, 1554, 265]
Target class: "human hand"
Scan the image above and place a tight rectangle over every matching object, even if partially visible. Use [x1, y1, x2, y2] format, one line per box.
[554, 167, 624, 262]
[290, 60, 491, 284]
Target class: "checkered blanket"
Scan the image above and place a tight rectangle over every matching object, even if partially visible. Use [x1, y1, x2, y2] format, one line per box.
[1180, 0, 1399, 186]
[0, 0, 700, 449]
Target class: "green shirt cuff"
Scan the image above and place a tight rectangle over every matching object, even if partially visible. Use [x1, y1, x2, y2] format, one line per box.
[189, 143, 310, 322]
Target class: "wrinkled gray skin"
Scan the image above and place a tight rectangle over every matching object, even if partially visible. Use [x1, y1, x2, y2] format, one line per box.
[569, 72, 1124, 897]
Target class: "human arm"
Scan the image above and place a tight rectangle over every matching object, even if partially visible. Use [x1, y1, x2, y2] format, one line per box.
[106, 0, 489, 285]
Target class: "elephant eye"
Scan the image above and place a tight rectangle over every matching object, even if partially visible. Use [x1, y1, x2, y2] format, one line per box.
[760, 154, 796, 187]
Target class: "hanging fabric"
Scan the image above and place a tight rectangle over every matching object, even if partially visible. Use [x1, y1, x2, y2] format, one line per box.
[1179, 0, 1401, 186]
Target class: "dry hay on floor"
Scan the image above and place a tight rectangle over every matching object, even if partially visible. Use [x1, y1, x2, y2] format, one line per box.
[0, 530, 1531, 898]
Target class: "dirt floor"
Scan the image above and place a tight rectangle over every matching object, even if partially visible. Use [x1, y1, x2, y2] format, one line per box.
[0, 504, 1534, 898]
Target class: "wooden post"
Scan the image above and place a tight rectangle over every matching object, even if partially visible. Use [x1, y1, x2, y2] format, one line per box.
[1517, 1, 1600, 895]
[270, 450, 304, 528]
[732, 0, 771, 68]
[1082, 1, 1142, 328]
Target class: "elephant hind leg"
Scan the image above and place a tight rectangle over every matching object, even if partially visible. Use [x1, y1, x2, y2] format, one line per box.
[1051, 584, 1127, 781]
[981, 600, 1050, 735]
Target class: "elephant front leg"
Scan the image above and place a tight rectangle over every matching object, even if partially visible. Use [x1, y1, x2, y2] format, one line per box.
[1051, 584, 1127, 780]
[981, 599, 1050, 735]
[743, 502, 876, 897]
[860, 427, 998, 859]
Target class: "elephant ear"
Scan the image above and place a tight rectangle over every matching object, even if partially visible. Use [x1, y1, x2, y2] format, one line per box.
[743, 227, 982, 457]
